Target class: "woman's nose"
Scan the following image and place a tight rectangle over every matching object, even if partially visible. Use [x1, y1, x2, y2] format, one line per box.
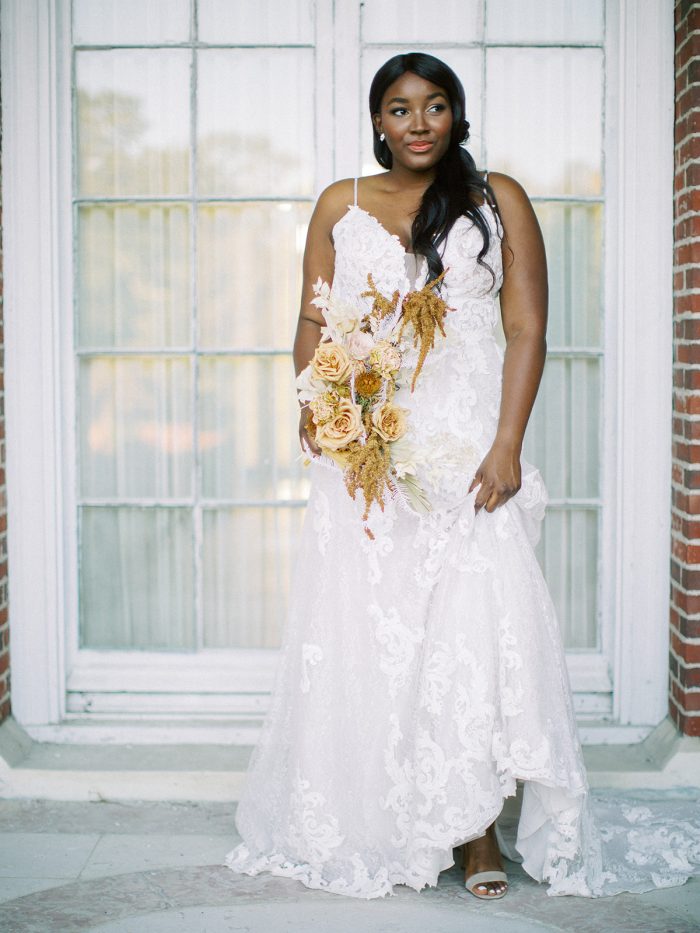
[410, 111, 427, 132]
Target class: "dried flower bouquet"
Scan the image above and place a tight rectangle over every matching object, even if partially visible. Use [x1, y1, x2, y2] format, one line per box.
[296, 271, 450, 536]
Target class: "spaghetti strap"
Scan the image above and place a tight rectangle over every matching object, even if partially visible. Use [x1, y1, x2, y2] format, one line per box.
[353, 176, 358, 207]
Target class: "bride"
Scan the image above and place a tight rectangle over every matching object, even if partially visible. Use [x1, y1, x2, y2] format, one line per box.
[225, 52, 700, 901]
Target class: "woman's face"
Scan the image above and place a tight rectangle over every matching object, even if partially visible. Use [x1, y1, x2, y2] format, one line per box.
[373, 71, 453, 172]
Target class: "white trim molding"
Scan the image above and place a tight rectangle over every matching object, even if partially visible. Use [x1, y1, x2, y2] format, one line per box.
[1, 0, 72, 725]
[604, 0, 675, 727]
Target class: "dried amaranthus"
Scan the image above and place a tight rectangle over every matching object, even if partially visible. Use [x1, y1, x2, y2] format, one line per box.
[397, 270, 450, 392]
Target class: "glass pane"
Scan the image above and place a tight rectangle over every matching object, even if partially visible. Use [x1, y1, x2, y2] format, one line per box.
[198, 202, 310, 349]
[361, 48, 483, 176]
[487, 0, 604, 43]
[486, 48, 602, 196]
[76, 50, 190, 196]
[523, 357, 600, 500]
[202, 506, 305, 648]
[362, 0, 482, 43]
[535, 508, 598, 650]
[80, 506, 194, 649]
[79, 356, 192, 498]
[199, 355, 306, 501]
[78, 203, 191, 349]
[534, 202, 602, 348]
[73, 0, 190, 45]
[197, 49, 314, 197]
[198, 0, 314, 44]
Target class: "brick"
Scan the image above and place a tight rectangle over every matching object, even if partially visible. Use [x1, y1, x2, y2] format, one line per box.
[672, 631, 700, 662]
[687, 267, 700, 290]
[688, 58, 700, 86]
[675, 298, 700, 323]
[676, 344, 700, 367]
[682, 466, 700, 487]
[677, 86, 700, 123]
[671, 585, 700, 614]
[675, 241, 700, 267]
[669, 697, 700, 736]
[671, 609, 700, 637]
[683, 419, 700, 443]
[676, 33, 699, 70]
[672, 677, 700, 710]
[674, 209, 700, 239]
[672, 537, 700, 562]
[680, 664, 700, 688]
[677, 186, 700, 215]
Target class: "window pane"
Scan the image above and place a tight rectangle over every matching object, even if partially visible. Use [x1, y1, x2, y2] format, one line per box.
[202, 506, 305, 648]
[78, 204, 191, 349]
[361, 48, 483, 176]
[80, 506, 194, 649]
[198, 202, 309, 350]
[73, 0, 190, 45]
[362, 0, 482, 43]
[523, 357, 600, 500]
[197, 49, 314, 197]
[199, 355, 306, 501]
[534, 203, 602, 348]
[198, 0, 314, 44]
[535, 509, 598, 650]
[487, 0, 604, 43]
[486, 48, 602, 196]
[76, 50, 190, 196]
[79, 357, 192, 498]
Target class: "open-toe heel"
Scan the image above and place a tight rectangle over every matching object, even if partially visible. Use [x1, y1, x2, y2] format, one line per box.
[465, 869, 509, 899]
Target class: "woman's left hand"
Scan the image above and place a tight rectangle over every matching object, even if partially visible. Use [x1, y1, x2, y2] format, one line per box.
[468, 441, 522, 513]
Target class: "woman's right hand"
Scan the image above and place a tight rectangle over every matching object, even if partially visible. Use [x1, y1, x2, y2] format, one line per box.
[299, 407, 322, 459]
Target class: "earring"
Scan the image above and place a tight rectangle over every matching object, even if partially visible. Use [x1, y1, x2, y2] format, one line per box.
[379, 133, 385, 142]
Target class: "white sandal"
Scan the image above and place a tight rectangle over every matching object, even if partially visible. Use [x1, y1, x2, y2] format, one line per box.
[461, 825, 509, 900]
[464, 868, 509, 899]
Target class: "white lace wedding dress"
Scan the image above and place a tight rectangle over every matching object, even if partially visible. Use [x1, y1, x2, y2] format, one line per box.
[224, 179, 700, 899]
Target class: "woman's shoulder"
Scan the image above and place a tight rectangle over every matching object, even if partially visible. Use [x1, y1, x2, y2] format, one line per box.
[484, 171, 533, 208]
[310, 178, 357, 235]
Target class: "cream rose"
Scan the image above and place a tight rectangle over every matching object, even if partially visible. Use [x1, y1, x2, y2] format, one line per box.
[345, 329, 375, 360]
[371, 402, 408, 442]
[316, 398, 364, 451]
[369, 341, 402, 377]
[311, 342, 352, 383]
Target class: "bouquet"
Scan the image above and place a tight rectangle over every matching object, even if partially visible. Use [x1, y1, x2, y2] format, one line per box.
[296, 271, 451, 537]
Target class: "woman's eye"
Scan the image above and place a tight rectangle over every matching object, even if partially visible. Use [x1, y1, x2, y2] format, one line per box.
[390, 108, 408, 116]
[428, 104, 446, 113]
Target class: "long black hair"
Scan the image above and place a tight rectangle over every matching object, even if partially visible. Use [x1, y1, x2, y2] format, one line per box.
[369, 52, 499, 284]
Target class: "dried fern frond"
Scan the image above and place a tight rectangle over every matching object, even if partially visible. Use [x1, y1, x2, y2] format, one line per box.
[397, 269, 451, 392]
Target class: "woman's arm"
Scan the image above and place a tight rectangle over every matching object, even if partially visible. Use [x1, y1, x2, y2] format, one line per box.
[468, 172, 548, 513]
[293, 180, 352, 455]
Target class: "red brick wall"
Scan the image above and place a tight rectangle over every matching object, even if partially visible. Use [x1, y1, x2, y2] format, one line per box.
[671, 1, 700, 736]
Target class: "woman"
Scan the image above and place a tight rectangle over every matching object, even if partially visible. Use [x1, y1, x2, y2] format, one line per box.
[225, 53, 700, 901]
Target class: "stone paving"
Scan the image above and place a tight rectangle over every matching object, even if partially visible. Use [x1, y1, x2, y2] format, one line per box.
[0, 797, 698, 932]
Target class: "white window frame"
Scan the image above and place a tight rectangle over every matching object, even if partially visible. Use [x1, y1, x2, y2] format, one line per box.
[2, 0, 673, 744]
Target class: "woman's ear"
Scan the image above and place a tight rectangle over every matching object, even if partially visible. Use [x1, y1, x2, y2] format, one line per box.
[372, 113, 382, 136]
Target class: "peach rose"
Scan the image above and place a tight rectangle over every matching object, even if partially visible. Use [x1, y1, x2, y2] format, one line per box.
[311, 342, 352, 383]
[316, 398, 364, 451]
[369, 341, 403, 377]
[371, 402, 408, 442]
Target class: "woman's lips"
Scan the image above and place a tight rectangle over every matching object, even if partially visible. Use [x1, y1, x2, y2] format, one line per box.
[408, 141, 433, 152]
